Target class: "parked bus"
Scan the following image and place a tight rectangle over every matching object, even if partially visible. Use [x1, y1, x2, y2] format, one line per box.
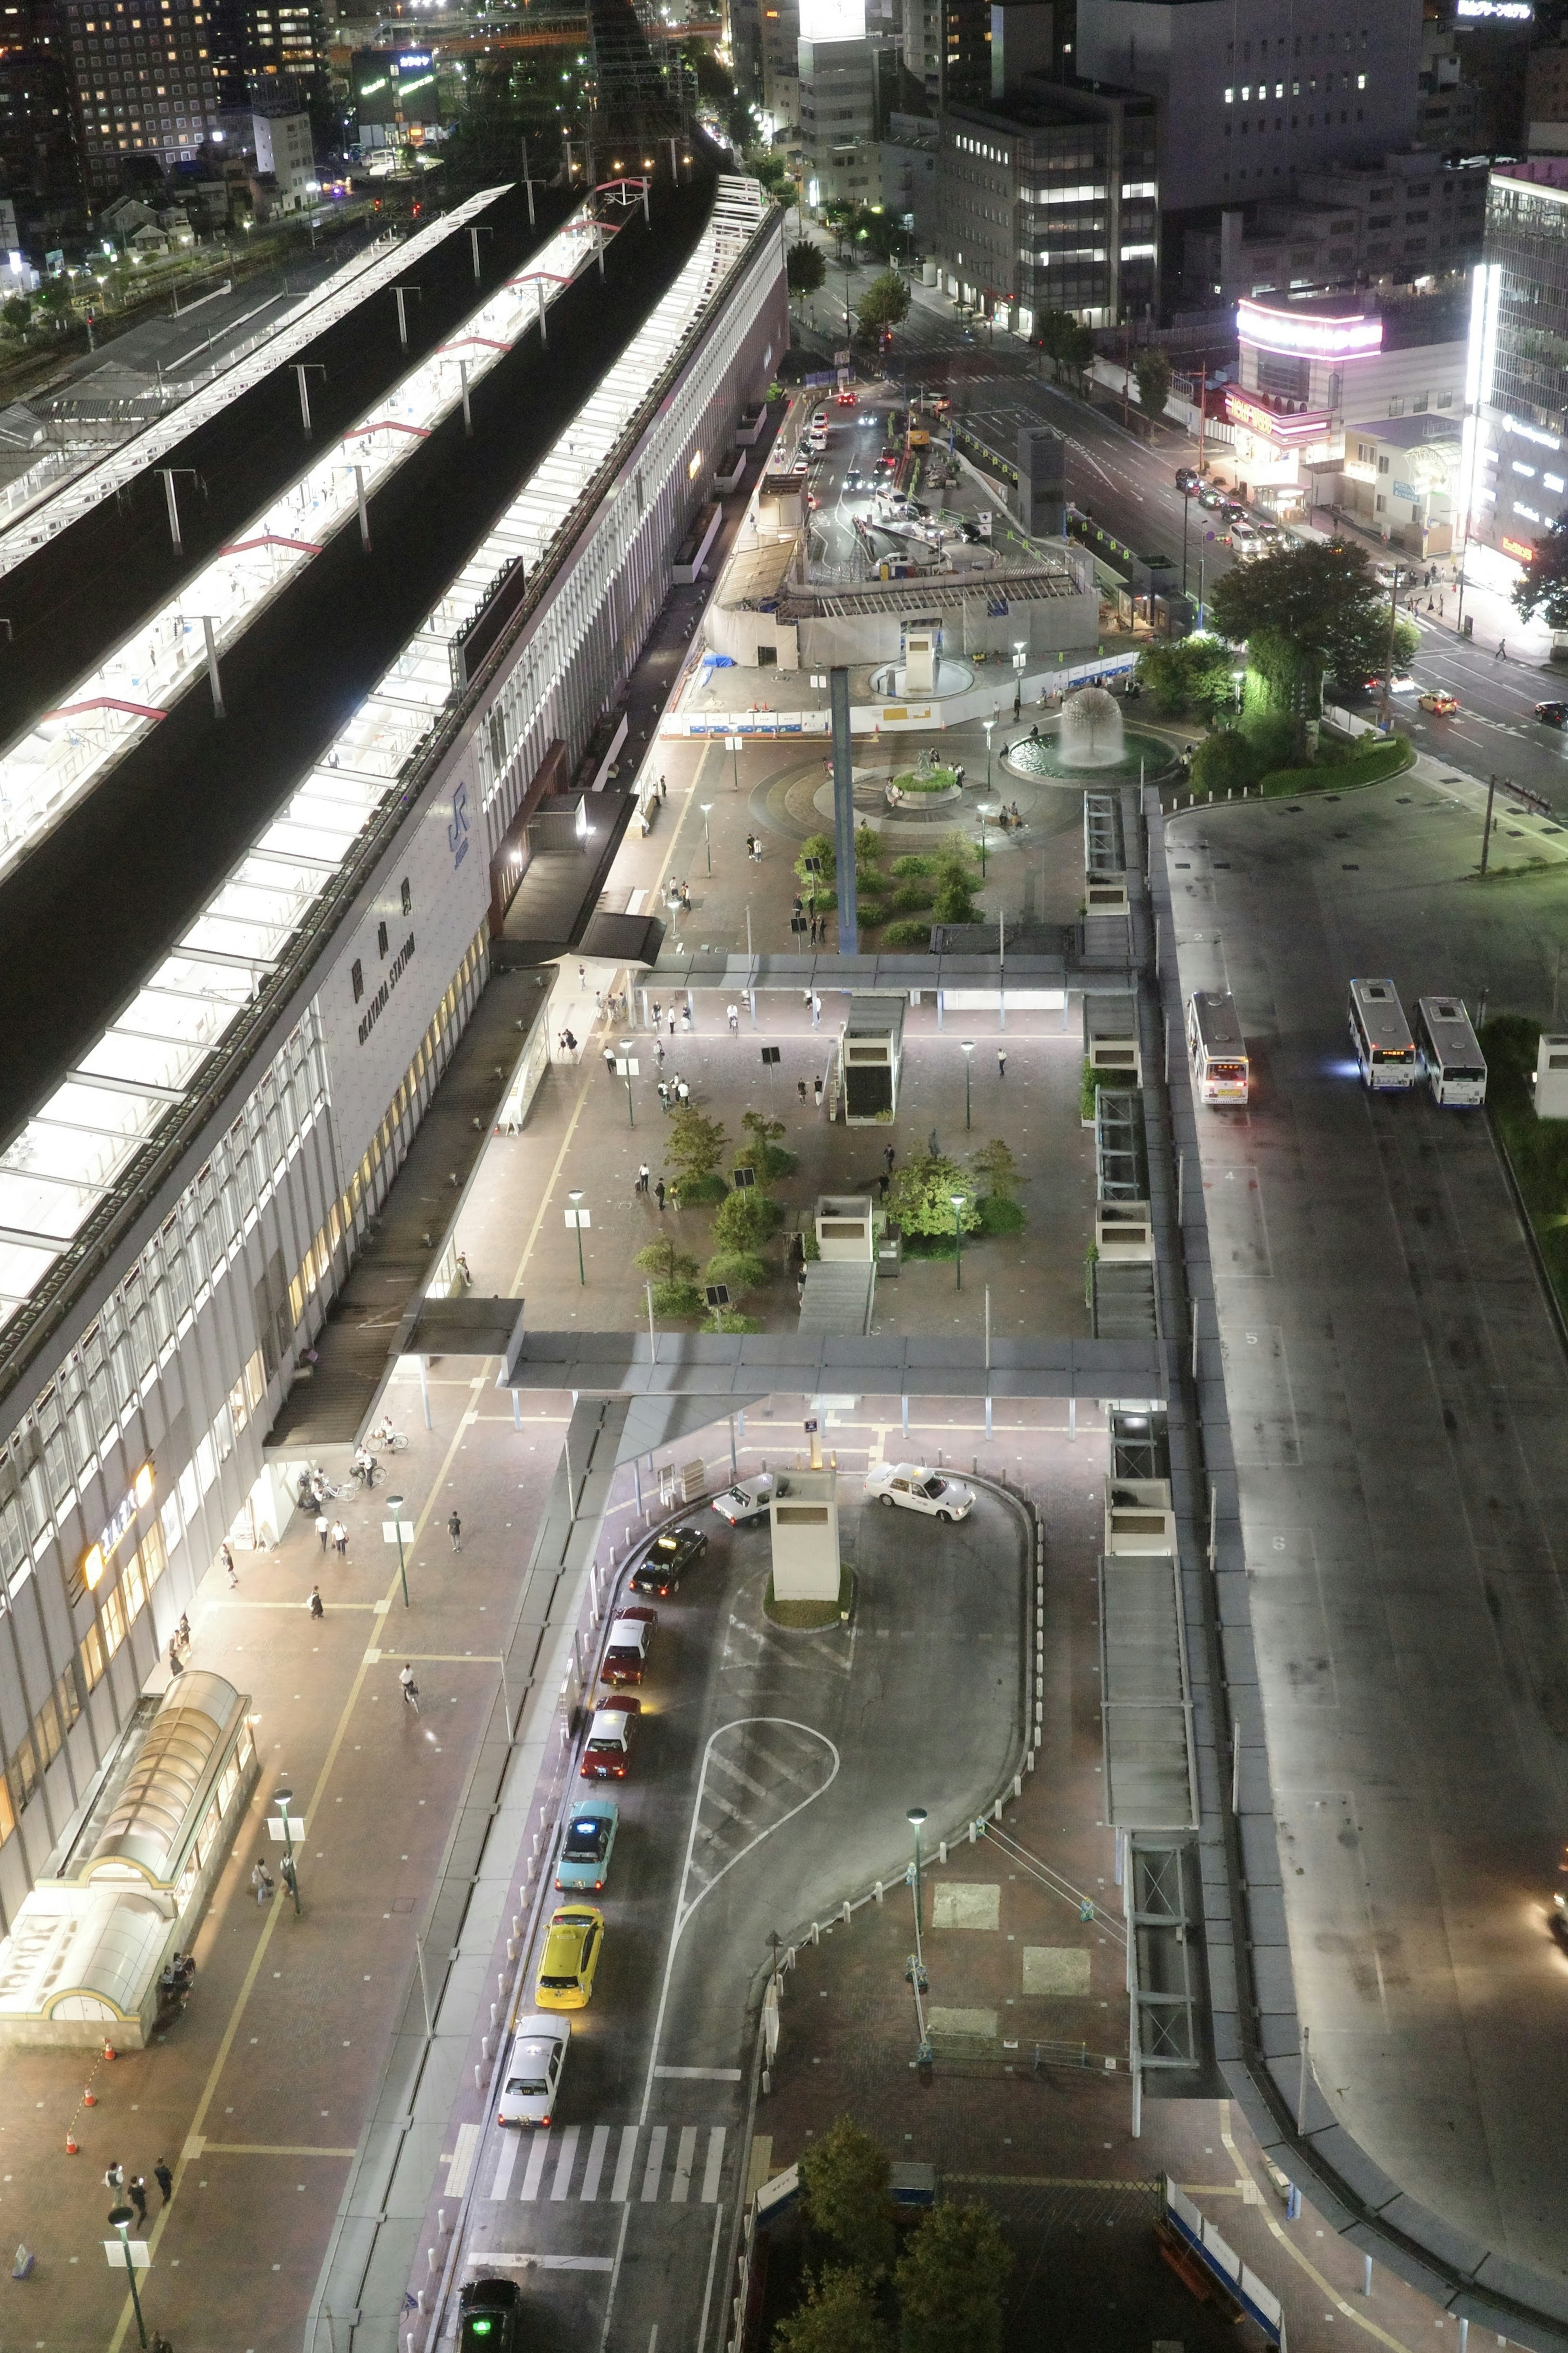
[1347, 978, 1418, 1091]
[1186, 990, 1250, 1105]
[1414, 996, 1487, 1108]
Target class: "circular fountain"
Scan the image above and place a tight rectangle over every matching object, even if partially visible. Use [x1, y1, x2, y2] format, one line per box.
[1003, 685, 1180, 785]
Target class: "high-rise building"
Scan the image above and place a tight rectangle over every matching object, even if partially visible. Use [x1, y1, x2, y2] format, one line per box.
[931, 79, 1157, 328]
[798, 24, 895, 208]
[0, 0, 82, 224]
[60, 0, 221, 195]
[1074, 0, 1424, 305]
[1457, 160, 1568, 587]
[205, 0, 325, 115]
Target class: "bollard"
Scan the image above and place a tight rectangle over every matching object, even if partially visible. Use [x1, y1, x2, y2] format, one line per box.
[498, 1972, 507, 1995]
[874, 1880, 883, 1903]
[1026, 1750, 1036, 1772]
[491, 2003, 499, 2027]
[841, 1900, 852, 1926]
[481, 2035, 492, 2061]
[938, 1840, 947, 1865]
[992, 1797, 1003, 1821]
[968, 1818, 978, 1843]
[1012, 1773, 1022, 1799]
[416, 2290, 426, 2314]
[811, 1920, 820, 1945]
[428, 2249, 438, 2275]
[438, 2210, 446, 2235]
[474, 2065, 483, 2089]
[1362, 2256, 1372, 2297]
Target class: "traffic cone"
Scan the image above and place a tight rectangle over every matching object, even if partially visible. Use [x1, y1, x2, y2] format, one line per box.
[82, 2088, 96, 2106]
[65, 2133, 79, 2154]
[102, 2043, 117, 2060]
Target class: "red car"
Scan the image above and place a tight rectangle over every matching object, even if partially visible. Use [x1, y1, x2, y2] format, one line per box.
[601, 1607, 656, 1687]
[835, 387, 856, 405]
[581, 1694, 641, 1779]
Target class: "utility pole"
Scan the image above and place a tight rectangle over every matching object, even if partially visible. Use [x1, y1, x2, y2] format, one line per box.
[1481, 773, 1498, 875]
[1379, 562, 1404, 734]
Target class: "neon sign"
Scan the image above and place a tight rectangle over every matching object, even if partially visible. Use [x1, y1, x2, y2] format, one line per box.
[1236, 299, 1383, 358]
[1224, 388, 1333, 446]
[1501, 535, 1534, 560]
[80, 1461, 155, 1592]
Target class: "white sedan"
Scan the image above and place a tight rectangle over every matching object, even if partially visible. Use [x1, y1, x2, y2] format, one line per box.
[496, 2015, 568, 2128]
[710, 1473, 782, 1525]
[864, 1463, 976, 1521]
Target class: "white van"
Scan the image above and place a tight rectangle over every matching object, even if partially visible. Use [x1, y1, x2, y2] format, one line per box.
[497, 2014, 569, 2127]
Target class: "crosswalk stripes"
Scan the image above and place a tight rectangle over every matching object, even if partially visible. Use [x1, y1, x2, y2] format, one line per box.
[486, 2123, 726, 2206]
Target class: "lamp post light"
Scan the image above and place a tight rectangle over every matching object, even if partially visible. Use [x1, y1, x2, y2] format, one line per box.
[961, 1039, 974, 1130]
[272, 1784, 302, 1915]
[949, 1192, 967, 1289]
[1012, 638, 1027, 718]
[982, 714, 995, 795]
[568, 1190, 587, 1284]
[700, 801, 713, 876]
[614, 1052, 639, 1128]
[386, 1493, 410, 1609]
[106, 2208, 149, 2350]
[1232, 665, 1245, 718]
[726, 731, 743, 792]
[976, 805, 990, 878]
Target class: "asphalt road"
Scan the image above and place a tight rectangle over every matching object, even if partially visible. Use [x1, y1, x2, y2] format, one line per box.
[454, 1467, 1029, 2353]
[1168, 783, 1568, 2295]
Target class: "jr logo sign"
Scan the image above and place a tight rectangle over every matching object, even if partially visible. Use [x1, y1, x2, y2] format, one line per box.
[448, 780, 470, 870]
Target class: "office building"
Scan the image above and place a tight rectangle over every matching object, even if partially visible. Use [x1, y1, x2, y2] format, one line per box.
[759, 0, 800, 130]
[250, 92, 311, 205]
[1418, 14, 1479, 149]
[0, 0, 82, 224]
[798, 29, 893, 207]
[880, 107, 936, 240]
[931, 79, 1156, 329]
[60, 0, 221, 194]
[1184, 149, 1488, 305]
[1457, 159, 1568, 585]
[205, 0, 327, 114]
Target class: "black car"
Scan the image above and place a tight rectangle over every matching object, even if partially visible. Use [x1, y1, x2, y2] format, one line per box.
[1536, 700, 1568, 728]
[630, 1522, 708, 1596]
[459, 2278, 521, 2353]
[1174, 466, 1199, 493]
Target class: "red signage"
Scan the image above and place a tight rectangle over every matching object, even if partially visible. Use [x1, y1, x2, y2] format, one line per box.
[1501, 535, 1534, 561]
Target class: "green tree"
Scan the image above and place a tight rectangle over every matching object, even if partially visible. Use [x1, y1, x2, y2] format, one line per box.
[855, 268, 910, 337]
[651, 1276, 705, 1320]
[931, 846, 978, 926]
[969, 1137, 1020, 1202]
[704, 1248, 769, 1294]
[1037, 308, 1094, 384]
[1134, 634, 1239, 721]
[886, 1150, 982, 1241]
[1207, 539, 1392, 745]
[774, 2266, 891, 2353]
[634, 1241, 698, 1286]
[665, 1106, 728, 1186]
[799, 2117, 895, 2274]
[787, 239, 826, 298]
[1, 294, 30, 335]
[1514, 515, 1568, 629]
[739, 1108, 790, 1180]
[714, 1187, 782, 1252]
[895, 2202, 1011, 2353]
[1131, 349, 1173, 421]
[1189, 729, 1259, 794]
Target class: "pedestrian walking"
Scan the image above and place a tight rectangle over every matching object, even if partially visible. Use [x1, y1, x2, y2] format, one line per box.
[727, 1001, 739, 1032]
[884, 1144, 896, 1173]
[604, 1046, 617, 1079]
[316, 1511, 329, 1553]
[676, 1078, 691, 1106]
[309, 1586, 324, 1619]
[331, 1520, 348, 1559]
[1497, 638, 1508, 662]
[655, 1178, 666, 1211]
[636, 1162, 651, 1195]
[651, 999, 662, 1027]
[750, 837, 762, 864]
[154, 2161, 174, 2207]
[668, 1013, 677, 1037]
[997, 1046, 1007, 1077]
[660, 775, 668, 801]
[129, 2176, 148, 2227]
[798, 1079, 808, 1104]
[657, 1079, 670, 1113]
[167, 1636, 184, 1677]
[176, 1613, 190, 1652]
[104, 2161, 125, 2195]
[399, 1664, 420, 1714]
[813, 1075, 824, 1106]
[220, 1540, 238, 1588]
[448, 1510, 462, 1554]
[682, 1005, 694, 1032]
[681, 881, 692, 909]
[252, 1856, 274, 1905]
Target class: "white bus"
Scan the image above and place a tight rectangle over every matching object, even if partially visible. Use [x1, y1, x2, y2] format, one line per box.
[1348, 977, 1418, 1091]
[1414, 996, 1487, 1107]
[1186, 990, 1250, 1104]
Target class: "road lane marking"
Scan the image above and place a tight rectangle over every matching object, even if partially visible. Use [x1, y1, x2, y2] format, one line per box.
[489, 2133, 519, 2200]
[702, 2128, 726, 2203]
[483, 2253, 615, 2271]
[642, 2124, 668, 2201]
[521, 2130, 552, 2201]
[551, 2126, 580, 2201]
[697, 2199, 727, 2353]
[581, 2123, 610, 2201]
[655, 2067, 742, 2081]
[445, 2123, 481, 2199]
[671, 2126, 697, 2202]
[610, 2124, 639, 2202]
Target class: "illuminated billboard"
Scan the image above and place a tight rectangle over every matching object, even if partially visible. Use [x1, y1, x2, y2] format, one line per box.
[1455, 0, 1532, 19]
[1224, 388, 1334, 446]
[800, 0, 866, 38]
[1236, 299, 1383, 359]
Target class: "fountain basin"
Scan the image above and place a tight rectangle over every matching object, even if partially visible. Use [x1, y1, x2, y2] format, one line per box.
[1003, 714, 1180, 787]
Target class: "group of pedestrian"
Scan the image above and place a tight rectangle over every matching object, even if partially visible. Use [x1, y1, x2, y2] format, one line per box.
[352, 1446, 379, 1488]
[744, 833, 765, 863]
[104, 2158, 174, 2223]
[315, 1512, 350, 1561]
[557, 1026, 579, 1056]
[656, 1075, 692, 1114]
[794, 907, 828, 946]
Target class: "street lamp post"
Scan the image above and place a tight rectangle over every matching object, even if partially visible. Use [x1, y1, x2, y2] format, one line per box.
[906, 1806, 933, 2072]
[106, 2208, 149, 2351]
[976, 805, 989, 878]
[726, 732, 742, 792]
[614, 1052, 639, 1128]
[949, 1193, 967, 1289]
[982, 715, 995, 795]
[700, 801, 713, 876]
[272, 1784, 302, 1915]
[961, 1039, 974, 1130]
[1232, 667, 1245, 719]
[1379, 564, 1404, 734]
[568, 1190, 586, 1285]
[386, 1493, 410, 1609]
[1013, 638, 1027, 718]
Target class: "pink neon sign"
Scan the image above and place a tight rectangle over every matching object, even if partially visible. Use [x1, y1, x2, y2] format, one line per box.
[1236, 299, 1383, 359]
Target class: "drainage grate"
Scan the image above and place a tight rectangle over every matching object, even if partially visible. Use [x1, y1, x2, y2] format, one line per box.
[1213, 861, 1232, 868]
[1544, 825, 1564, 834]
[1342, 862, 1360, 870]
[1396, 795, 1414, 803]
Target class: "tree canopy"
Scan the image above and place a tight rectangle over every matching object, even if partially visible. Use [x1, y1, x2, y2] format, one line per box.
[773, 2266, 891, 2353]
[1034, 308, 1094, 382]
[895, 2202, 1011, 2353]
[887, 1150, 982, 1240]
[1207, 539, 1392, 719]
[787, 240, 826, 297]
[1513, 513, 1568, 631]
[969, 1138, 1020, 1202]
[856, 269, 911, 337]
[1131, 349, 1173, 421]
[1134, 633, 1239, 721]
[664, 1106, 727, 1184]
[799, 2116, 896, 2275]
